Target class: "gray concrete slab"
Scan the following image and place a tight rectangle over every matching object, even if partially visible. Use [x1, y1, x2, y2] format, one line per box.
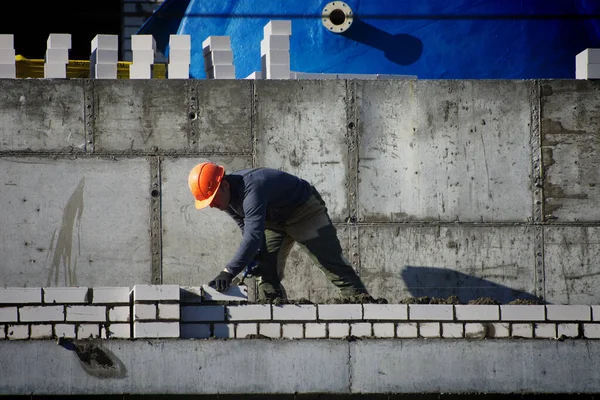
[254, 80, 350, 222]
[544, 226, 600, 305]
[356, 80, 534, 223]
[0, 80, 86, 152]
[540, 80, 600, 222]
[161, 156, 252, 286]
[358, 225, 537, 303]
[0, 156, 151, 287]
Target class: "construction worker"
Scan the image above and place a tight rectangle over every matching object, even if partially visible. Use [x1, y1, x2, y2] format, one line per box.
[187, 161, 371, 301]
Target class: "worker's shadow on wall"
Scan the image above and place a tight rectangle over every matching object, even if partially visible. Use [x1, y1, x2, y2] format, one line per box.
[342, 20, 423, 66]
[401, 266, 547, 304]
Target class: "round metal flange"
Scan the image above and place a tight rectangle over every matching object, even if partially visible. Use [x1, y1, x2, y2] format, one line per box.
[321, 2, 354, 33]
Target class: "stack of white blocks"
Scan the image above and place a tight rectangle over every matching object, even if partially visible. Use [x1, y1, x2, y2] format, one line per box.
[261, 20, 292, 80]
[167, 34, 191, 79]
[202, 36, 235, 79]
[130, 34, 156, 79]
[576, 48, 600, 80]
[132, 284, 180, 338]
[44, 34, 71, 79]
[0, 34, 15, 78]
[90, 34, 119, 79]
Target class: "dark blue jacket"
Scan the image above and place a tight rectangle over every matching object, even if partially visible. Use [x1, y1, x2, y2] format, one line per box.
[224, 167, 313, 275]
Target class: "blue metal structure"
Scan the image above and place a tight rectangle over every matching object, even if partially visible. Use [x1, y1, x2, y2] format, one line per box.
[138, 0, 600, 79]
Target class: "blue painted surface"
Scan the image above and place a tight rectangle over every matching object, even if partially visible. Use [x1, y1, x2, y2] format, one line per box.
[139, 0, 600, 79]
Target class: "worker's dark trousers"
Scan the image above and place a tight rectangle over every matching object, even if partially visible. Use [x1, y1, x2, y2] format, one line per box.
[255, 188, 369, 300]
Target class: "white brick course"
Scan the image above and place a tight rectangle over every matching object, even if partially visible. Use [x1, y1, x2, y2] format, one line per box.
[180, 324, 211, 339]
[20, 305, 64, 322]
[30, 324, 53, 339]
[78, 324, 100, 339]
[455, 305, 499, 321]
[182, 305, 224, 322]
[43, 287, 89, 304]
[180, 287, 203, 303]
[512, 323, 533, 338]
[213, 323, 235, 339]
[487, 322, 510, 338]
[66, 306, 106, 322]
[236, 323, 258, 338]
[272, 304, 316, 320]
[54, 324, 76, 338]
[464, 323, 486, 339]
[0, 307, 17, 322]
[534, 323, 556, 339]
[373, 323, 395, 338]
[500, 305, 545, 321]
[409, 305, 453, 320]
[558, 323, 579, 338]
[201, 285, 248, 301]
[583, 324, 600, 339]
[318, 304, 362, 320]
[328, 323, 349, 338]
[419, 322, 441, 338]
[227, 305, 271, 321]
[108, 306, 130, 322]
[133, 285, 180, 301]
[259, 323, 281, 338]
[282, 323, 303, 339]
[7, 325, 28, 339]
[397, 323, 418, 338]
[305, 323, 327, 338]
[363, 304, 408, 320]
[442, 323, 464, 338]
[92, 287, 131, 304]
[158, 303, 179, 320]
[134, 322, 179, 338]
[134, 304, 157, 320]
[546, 305, 591, 321]
[0, 288, 42, 304]
[351, 323, 372, 337]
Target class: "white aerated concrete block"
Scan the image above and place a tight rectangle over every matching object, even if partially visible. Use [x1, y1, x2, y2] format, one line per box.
[181, 305, 224, 322]
[351, 322, 372, 337]
[318, 304, 362, 320]
[264, 20, 292, 36]
[202, 36, 231, 55]
[0, 325, 4, 339]
[90, 49, 119, 65]
[91, 64, 117, 79]
[305, 323, 327, 338]
[105, 323, 131, 339]
[0, 34, 14, 49]
[206, 65, 236, 79]
[158, 303, 179, 320]
[20, 306, 64, 322]
[558, 323, 579, 338]
[44, 63, 67, 78]
[261, 36, 290, 51]
[373, 323, 395, 338]
[132, 35, 156, 51]
[442, 323, 464, 338]
[8, 325, 28, 340]
[272, 305, 317, 320]
[180, 287, 203, 303]
[54, 324, 76, 339]
[576, 63, 600, 80]
[167, 63, 190, 79]
[169, 49, 191, 65]
[47, 34, 71, 49]
[203, 50, 234, 68]
[133, 285, 180, 301]
[282, 323, 303, 339]
[132, 49, 155, 64]
[419, 322, 440, 338]
[44, 287, 90, 304]
[201, 285, 248, 301]
[0, 307, 17, 322]
[0, 64, 16, 78]
[180, 323, 211, 339]
[488, 322, 510, 338]
[583, 324, 600, 339]
[30, 324, 53, 339]
[134, 322, 179, 338]
[134, 304, 157, 320]
[328, 323, 349, 338]
[363, 304, 408, 320]
[91, 34, 118, 51]
[227, 304, 271, 321]
[259, 323, 281, 338]
[45, 48, 69, 64]
[500, 305, 545, 321]
[66, 306, 106, 322]
[593, 306, 600, 321]
[409, 304, 453, 320]
[0, 288, 42, 304]
[546, 305, 591, 321]
[535, 323, 556, 339]
[213, 323, 235, 338]
[464, 323, 486, 339]
[576, 48, 600, 64]
[169, 34, 191, 50]
[263, 50, 290, 65]
[396, 322, 418, 338]
[78, 324, 101, 339]
[236, 323, 258, 338]
[93, 287, 131, 304]
[0, 48, 15, 63]
[129, 63, 152, 79]
[455, 305, 499, 321]
[512, 323, 533, 338]
[245, 71, 263, 79]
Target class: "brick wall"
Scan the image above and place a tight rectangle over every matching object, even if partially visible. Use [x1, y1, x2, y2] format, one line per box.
[1, 285, 600, 341]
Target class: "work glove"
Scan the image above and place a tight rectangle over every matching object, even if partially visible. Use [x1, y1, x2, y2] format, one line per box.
[208, 271, 234, 292]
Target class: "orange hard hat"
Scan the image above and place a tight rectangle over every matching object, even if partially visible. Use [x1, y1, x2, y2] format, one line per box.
[188, 162, 225, 210]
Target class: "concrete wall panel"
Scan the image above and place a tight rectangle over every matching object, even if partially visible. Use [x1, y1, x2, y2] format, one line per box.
[161, 156, 252, 286]
[358, 225, 537, 303]
[544, 226, 600, 305]
[254, 80, 350, 221]
[356, 80, 533, 222]
[541, 80, 600, 221]
[0, 157, 151, 287]
[0, 80, 85, 152]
